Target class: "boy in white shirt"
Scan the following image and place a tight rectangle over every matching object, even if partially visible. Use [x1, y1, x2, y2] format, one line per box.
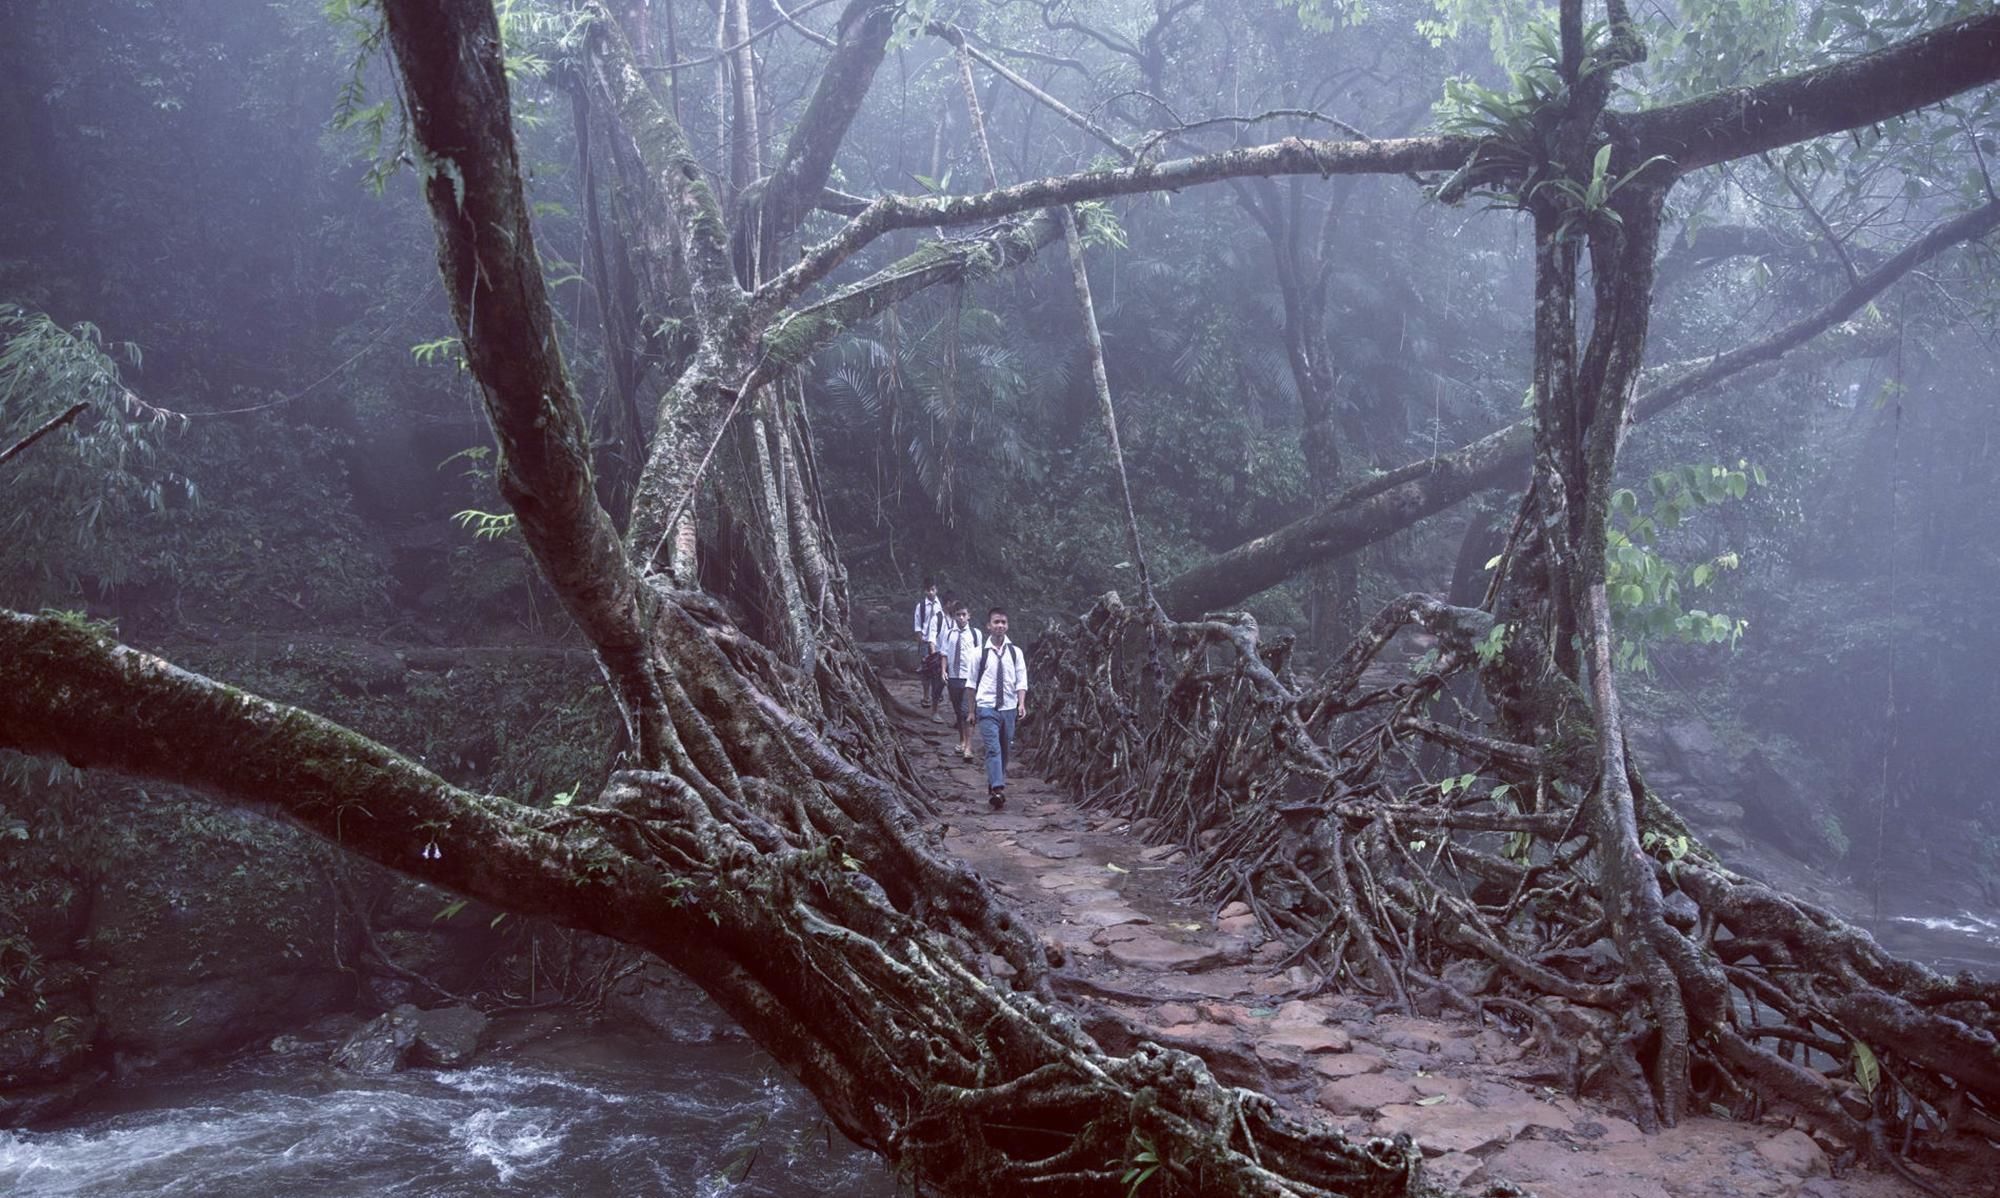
[912, 578, 947, 717]
[971, 607, 1028, 809]
[942, 602, 981, 760]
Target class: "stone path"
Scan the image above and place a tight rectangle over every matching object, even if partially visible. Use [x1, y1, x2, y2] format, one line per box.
[890, 682, 1974, 1198]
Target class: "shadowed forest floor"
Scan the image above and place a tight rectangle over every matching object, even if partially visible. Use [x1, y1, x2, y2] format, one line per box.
[885, 680, 1987, 1198]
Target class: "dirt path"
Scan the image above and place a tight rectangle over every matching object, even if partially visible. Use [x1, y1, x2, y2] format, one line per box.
[889, 680, 1974, 1198]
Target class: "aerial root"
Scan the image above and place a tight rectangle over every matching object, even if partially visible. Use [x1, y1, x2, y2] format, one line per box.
[1030, 591, 2000, 1169]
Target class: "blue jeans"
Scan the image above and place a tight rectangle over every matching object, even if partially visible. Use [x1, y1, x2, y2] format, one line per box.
[977, 706, 1016, 791]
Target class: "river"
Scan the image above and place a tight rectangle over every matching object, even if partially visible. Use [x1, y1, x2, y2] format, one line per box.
[0, 1020, 893, 1198]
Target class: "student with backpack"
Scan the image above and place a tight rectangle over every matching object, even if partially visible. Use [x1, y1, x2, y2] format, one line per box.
[912, 578, 947, 718]
[942, 602, 981, 761]
[970, 607, 1027, 809]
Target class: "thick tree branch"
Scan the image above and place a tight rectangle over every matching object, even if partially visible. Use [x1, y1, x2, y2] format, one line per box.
[754, 0, 896, 248]
[585, 1, 744, 332]
[755, 212, 1063, 375]
[1619, 11, 2000, 175]
[751, 11, 2000, 325]
[0, 611, 575, 909]
[1158, 198, 2000, 615]
[749, 134, 1471, 323]
[384, 0, 667, 755]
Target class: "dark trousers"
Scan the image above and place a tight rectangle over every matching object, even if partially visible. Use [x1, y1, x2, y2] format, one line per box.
[949, 680, 969, 729]
[977, 706, 1016, 791]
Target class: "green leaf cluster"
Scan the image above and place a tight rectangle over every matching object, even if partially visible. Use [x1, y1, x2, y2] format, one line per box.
[1605, 462, 1763, 672]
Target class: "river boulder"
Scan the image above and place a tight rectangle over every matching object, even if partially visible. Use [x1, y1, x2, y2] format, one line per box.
[332, 1003, 489, 1073]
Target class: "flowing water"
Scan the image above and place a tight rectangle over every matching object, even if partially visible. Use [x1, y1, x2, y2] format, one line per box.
[1876, 908, 2000, 977]
[0, 1022, 894, 1198]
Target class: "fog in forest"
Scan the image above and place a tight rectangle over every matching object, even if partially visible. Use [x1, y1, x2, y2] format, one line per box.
[3, 2, 1998, 1196]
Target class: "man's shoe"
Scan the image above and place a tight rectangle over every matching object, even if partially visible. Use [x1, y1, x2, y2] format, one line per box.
[989, 787, 1006, 810]
[931, 710, 942, 723]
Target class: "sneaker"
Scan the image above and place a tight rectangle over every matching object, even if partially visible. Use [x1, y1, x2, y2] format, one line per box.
[930, 710, 942, 723]
[989, 787, 1006, 810]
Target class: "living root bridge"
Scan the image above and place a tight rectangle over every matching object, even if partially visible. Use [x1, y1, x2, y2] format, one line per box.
[1030, 592, 2000, 1164]
[0, 607, 1429, 1196]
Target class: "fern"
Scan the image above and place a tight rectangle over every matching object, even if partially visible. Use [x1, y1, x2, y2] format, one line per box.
[452, 508, 520, 541]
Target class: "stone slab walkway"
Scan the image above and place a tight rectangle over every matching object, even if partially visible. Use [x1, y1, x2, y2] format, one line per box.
[889, 681, 1976, 1198]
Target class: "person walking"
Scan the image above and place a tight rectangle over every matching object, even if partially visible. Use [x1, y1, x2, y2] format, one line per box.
[912, 578, 946, 716]
[970, 607, 1027, 809]
[924, 594, 956, 719]
[943, 602, 980, 760]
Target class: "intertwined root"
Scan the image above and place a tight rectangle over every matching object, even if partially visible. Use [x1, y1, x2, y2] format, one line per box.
[1030, 592, 2000, 1173]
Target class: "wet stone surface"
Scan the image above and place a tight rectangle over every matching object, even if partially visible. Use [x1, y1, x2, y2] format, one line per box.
[886, 679, 1962, 1198]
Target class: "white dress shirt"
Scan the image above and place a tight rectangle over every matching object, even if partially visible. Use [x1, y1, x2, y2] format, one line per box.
[944, 625, 981, 680]
[913, 596, 944, 643]
[971, 637, 1028, 711]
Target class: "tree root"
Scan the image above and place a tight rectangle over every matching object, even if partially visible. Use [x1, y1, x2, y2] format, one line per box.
[1028, 590, 2000, 1175]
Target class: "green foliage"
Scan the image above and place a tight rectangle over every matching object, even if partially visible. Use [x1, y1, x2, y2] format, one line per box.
[1604, 463, 1761, 673]
[0, 306, 196, 607]
[1851, 1039, 1880, 1095]
[1072, 201, 1130, 252]
[1118, 1133, 1162, 1196]
[452, 508, 520, 541]
[324, 0, 403, 195]
[410, 336, 465, 369]
[888, 0, 942, 51]
[1279, 0, 1370, 34]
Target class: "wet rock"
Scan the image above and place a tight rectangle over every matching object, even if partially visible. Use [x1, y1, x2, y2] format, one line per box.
[1753, 1128, 1827, 1177]
[1056, 887, 1122, 906]
[1662, 718, 1728, 773]
[1440, 958, 1497, 997]
[333, 1003, 488, 1073]
[333, 1005, 421, 1073]
[1676, 797, 1746, 826]
[1427, 1151, 1486, 1191]
[1217, 913, 1259, 937]
[1312, 1052, 1387, 1080]
[1473, 1139, 1674, 1198]
[1091, 923, 1151, 945]
[1260, 1024, 1353, 1054]
[1738, 752, 1847, 864]
[1376, 1083, 1573, 1157]
[1317, 1071, 1421, 1114]
[409, 1005, 488, 1067]
[1071, 905, 1149, 929]
[84, 797, 354, 1070]
[1104, 932, 1227, 971]
[1015, 834, 1083, 860]
[606, 960, 747, 1044]
[0, 1068, 108, 1128]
